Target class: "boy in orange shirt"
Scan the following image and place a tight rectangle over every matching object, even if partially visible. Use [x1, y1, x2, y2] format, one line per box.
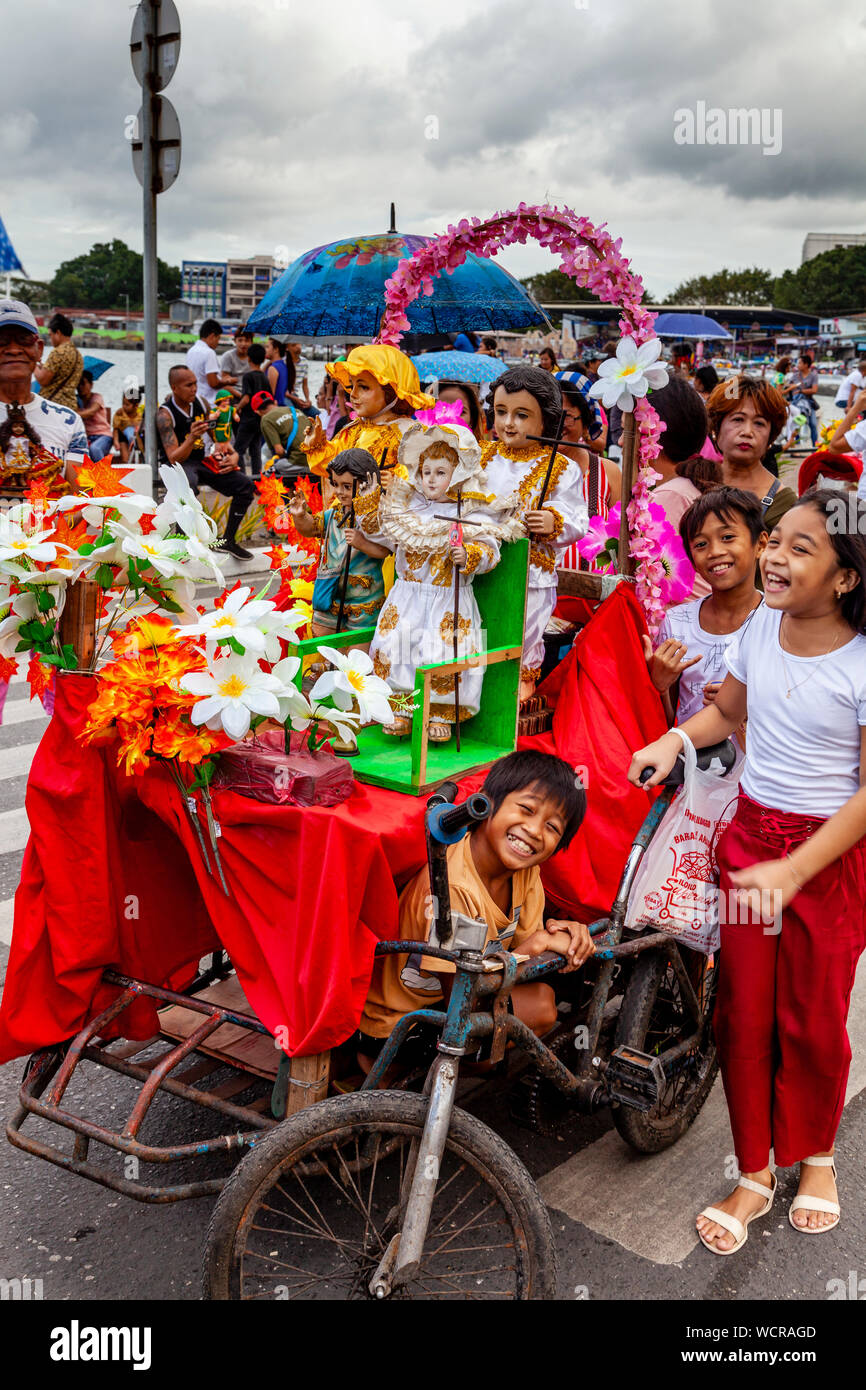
[360, 751, 595, 1063]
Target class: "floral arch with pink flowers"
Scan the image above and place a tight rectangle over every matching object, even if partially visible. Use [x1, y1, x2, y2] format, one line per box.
[375, 204, 671, 630]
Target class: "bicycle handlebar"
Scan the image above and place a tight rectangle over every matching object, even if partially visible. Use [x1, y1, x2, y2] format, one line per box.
[639, 737, 737, 788]
[426, 793, 491, 845]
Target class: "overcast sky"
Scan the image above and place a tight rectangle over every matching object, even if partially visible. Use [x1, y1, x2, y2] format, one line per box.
[4, 0, 866, 297]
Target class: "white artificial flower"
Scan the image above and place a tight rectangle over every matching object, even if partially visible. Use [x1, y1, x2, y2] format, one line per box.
[184, 535, 227, 588]
[0, 590, 38, 658]
[0, 514, 66, 566]
[55, 492, 157, 530]
[258, 606, 309, 663]
[270, 655, 316, 724]
[155, 465, 217, 545]
[311, 646, 394, 726]
[3, 500, 61, 530]
[181, 654, 283, 740]
[107, 523, 189, 579]
[589, 336, 670, 413]
[187, 585, 276, 653]
[0, 560, 76, 585]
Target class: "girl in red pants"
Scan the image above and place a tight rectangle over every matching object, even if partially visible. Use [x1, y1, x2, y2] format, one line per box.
[630, 489, 866, 1255]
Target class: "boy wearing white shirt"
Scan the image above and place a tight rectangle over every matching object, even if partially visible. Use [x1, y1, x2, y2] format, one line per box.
[186, 319, 236, 407]
[645, 489, 766, 726]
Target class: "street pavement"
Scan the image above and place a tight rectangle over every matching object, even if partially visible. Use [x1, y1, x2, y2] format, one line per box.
[1, 664, 865, 1304]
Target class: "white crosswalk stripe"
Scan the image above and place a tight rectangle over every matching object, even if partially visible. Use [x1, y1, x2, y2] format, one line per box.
[0, 700, 49, 729]
[0, 743, 39, 780]
[0, 806, 30, 854]
[539, 960, 866, 1265]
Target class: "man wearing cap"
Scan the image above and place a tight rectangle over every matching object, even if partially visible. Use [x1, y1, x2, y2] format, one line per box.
[156, 364, 255, 560]
[0, 299, 89, 495]
[255, 393, 311, 474]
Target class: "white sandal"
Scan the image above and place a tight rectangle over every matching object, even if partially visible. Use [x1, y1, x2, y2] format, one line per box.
[697, 1173, 777, 1256]
[788, 1156, 840, 1235]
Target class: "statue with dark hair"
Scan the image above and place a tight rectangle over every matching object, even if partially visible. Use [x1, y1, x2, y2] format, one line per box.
[493, 365, 564, 439]
[0, 403, 68, 497]
[481, 365, 589, 699]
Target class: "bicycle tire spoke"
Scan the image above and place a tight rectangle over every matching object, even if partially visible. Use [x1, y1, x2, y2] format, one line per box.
[255, 1200, 360, 1251]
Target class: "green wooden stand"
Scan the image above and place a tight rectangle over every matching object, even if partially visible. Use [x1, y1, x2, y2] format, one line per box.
[290, 539, 529, 796]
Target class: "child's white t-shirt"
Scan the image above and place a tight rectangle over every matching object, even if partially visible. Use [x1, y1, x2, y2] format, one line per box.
[724, 603, 866, 816]
[657, 599, 745, 724]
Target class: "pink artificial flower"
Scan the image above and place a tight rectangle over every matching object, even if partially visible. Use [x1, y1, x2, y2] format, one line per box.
[576, 505, 620, 567]
[415, 399, 465, 428]
[656, 525, 695, 606]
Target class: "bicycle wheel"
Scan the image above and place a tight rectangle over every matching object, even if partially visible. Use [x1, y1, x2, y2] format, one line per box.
[611, 946, 719, 1153]
[203, 1089, 556, 1301]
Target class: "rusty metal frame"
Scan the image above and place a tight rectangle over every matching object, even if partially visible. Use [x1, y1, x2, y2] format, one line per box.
[6, 969, 278, 1204]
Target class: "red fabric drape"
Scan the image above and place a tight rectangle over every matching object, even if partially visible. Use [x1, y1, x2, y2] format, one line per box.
[133, 768, 482, 1058]
[0, 672, 486, 1062]
[0, 584, 664, 1064]
[0, 674, 216, 1063]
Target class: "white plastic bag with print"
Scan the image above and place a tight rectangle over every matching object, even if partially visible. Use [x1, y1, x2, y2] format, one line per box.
[625, 730, 742, 955]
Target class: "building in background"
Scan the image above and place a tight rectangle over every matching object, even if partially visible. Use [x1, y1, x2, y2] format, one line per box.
[181, 259, 227, 317]
[802, 232, 866, 263]
[225, 255, 281, 320]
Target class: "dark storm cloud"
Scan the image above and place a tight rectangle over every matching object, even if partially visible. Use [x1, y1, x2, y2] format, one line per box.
[2, 0, 864, 293]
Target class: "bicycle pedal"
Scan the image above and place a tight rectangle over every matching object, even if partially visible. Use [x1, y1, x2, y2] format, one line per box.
[605, 1045, 666, 1112]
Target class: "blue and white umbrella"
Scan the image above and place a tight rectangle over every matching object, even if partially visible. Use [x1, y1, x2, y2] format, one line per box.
[411, 350, 507, 385]
[248, 225, 548, 340]
[653, 312, 733, 340]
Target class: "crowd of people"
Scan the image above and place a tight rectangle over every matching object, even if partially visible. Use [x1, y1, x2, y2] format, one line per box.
[4, 287, 866, 1266]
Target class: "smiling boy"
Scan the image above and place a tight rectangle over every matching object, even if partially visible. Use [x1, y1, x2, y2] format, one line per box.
[646, 488, 767, 726]
[359, 751, 595, 1056]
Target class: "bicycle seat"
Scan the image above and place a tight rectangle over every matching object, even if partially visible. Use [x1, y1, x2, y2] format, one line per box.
[641, 738, 737, 788]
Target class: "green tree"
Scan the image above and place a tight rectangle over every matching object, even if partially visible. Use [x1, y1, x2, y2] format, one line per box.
[520, 269, 598, 303]
[667, 267, 774, 306]
[6, 276, 54, 310]
[50, 238, 180, 310]
[772, 245, 866, 315]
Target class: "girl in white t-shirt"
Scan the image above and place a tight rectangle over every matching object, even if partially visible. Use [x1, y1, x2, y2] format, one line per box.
[645, 488, 766, 726]
[630, 490, 866, 1255]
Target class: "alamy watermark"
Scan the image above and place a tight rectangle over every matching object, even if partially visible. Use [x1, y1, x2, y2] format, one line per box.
[826, 494, 866, 536]
[674, 102, 782, 157]
[1, 1275, 43, 1300]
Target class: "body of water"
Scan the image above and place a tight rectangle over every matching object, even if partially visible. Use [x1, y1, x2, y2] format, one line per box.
[82, 348, 329, 415]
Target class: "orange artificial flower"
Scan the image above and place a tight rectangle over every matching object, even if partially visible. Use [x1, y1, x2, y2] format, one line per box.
[0, 654, 18, 684]
[255, 474, 288, 529]
[49, 513, 89, 552]
[111, 613, 178, 656]
[27, 655, 55, 701]
[116, 724, 153, 776]
[75, 458, 134, 497]
[295, 474, 323, 514]
[24, 479, 53, 508]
